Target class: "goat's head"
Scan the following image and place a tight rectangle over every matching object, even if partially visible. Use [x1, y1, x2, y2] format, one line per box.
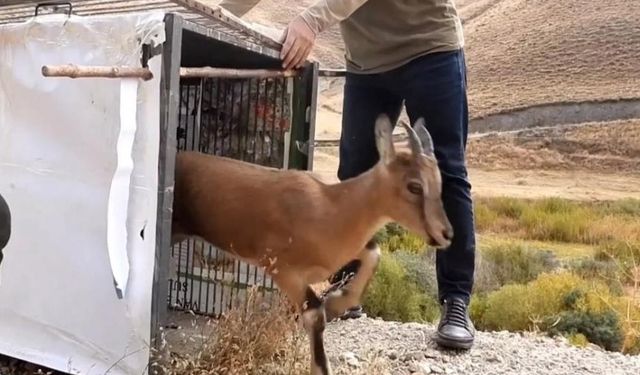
[374, 114, 453, 249]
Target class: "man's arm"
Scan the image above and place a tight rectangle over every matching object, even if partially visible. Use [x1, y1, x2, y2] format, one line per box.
[281, 0, 369, 69]
[298, 0, 369, 35]
[218, 0, 262, 18]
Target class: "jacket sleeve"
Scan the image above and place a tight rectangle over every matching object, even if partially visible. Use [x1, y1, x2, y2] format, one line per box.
[218, 0, 262, 17]
[298, 0, 370, 35]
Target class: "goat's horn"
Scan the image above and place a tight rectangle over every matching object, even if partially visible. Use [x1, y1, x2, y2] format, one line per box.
[401, 122, 423, 156]
[413, 118, 434, 156]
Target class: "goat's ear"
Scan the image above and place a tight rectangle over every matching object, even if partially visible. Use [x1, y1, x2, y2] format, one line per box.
[375, 114, 395, 164]
[413, 118, 434, 156]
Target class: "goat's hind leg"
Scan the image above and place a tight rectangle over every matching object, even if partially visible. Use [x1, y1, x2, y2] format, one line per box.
[323, 239, 381, 322]
[273, 273, 333, 375]
[303, 287, 332, 375]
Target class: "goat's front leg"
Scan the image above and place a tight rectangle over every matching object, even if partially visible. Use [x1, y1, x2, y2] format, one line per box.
[273, 273, 333, 375]
[323, 239, 381, 322]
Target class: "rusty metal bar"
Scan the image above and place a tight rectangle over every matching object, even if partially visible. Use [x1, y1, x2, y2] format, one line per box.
[180, 67, 299, 79]
[42, 64, 153, 80]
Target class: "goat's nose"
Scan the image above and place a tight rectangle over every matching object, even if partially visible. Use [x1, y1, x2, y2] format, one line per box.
[443, 228, 454, 241]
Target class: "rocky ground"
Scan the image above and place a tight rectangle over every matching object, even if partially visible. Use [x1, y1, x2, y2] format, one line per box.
[323, 317, 640, 375]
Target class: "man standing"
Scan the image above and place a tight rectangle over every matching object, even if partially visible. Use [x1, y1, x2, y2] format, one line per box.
[220, 0, 476, 350]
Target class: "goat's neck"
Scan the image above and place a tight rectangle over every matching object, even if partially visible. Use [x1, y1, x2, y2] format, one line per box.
[326, 168, 390, 243]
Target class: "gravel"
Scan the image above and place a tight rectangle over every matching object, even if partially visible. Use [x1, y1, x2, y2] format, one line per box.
[323, 317, 640, 375]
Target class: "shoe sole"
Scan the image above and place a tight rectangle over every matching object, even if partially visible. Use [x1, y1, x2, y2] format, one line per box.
[340, 311, 363, 320]
[435, 333, 474, 350]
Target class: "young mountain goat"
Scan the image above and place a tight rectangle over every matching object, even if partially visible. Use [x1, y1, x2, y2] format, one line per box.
[170, 114, 453, 375]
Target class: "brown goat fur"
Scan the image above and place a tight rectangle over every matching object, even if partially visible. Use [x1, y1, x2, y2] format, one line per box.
[170, 114, 453, 375]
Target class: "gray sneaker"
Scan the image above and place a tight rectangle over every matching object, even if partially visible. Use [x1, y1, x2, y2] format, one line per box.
[435, 297, 475, 350]
[340, 306, 364, 320]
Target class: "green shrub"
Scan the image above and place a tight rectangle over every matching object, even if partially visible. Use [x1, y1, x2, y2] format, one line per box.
[480, 197, 527, 219]
[595, 240, 640, 266]
[567, 333, 589, 348]
[392, 249, 437, 298]
[477, 272, 587, 331]
[595, 198, 640, 217]
[520, 208, 592, 243]
[472, 271, 640, 354]
[473, 197, 640, 245]
[548, 310, 624, 352]
[569, 257, 623, 295]
[362, 251, 439, 323]
[473, 202, 499, 232]
[477, 283, 532, 330]
[469, 294, 490, 325]
[477, 241, 558, 291]
[374, 223, 426, 254]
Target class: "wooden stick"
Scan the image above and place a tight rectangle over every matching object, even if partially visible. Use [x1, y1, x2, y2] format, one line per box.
[180, 67, 299, 79]
[41, 64, 154, 81]
[318, 69, 346, 77]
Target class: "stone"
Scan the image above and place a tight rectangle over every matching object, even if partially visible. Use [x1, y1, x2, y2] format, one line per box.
[387, 350, 399, 360]
[339, 352, 360, 368]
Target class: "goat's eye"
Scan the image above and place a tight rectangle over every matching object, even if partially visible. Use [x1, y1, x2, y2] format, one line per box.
[407, 182, 423, 195]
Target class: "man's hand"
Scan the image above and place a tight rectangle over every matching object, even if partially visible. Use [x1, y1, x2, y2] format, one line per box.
[280, 16, 316, 70]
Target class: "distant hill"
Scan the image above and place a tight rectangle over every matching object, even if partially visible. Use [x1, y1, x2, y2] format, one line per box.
[209, 0, 639, 121]
[464, 0, 640, 117]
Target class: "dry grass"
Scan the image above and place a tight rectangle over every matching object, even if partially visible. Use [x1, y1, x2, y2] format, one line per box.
[159, 286, 391, 375]
[464, 0, 640, 117]
[474, 197, 640, 245]
[467, 120, 640, 174]
[159, 288, 309, 375]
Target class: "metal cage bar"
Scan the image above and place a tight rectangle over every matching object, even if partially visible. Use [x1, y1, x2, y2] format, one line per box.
[151, 12, 182, 349]
[168, 70, 299, 317]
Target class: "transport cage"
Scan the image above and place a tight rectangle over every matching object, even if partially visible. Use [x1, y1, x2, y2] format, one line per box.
[160, 5, 319, 321]
[171, 74, 295, 317]
[0, 0, 319, 359]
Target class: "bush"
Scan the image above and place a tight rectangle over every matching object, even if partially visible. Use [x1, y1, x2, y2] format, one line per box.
[375, 223, 426, 253]
[475, 283, 532, 330]
[596, 240, 640, 268]
[595, 198, 640, 217]
[392, 249, 438, 298]
[473, 197, 640, 245]
[567, 333, 589, 348]
[569, 257, 623, 295]
[520, 208, 592, 243]
[472, 271, 640, 354]
[469, 294, 490, 325]
[362, 251, 439, 323]
[476, 272, 594, 331]
[548, 310, 624, 352]
[475, 240, 558, 294]
[473, 202, 499, 232]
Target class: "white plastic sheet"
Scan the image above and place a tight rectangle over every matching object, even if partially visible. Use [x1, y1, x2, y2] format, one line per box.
[0, 11, 166, 375]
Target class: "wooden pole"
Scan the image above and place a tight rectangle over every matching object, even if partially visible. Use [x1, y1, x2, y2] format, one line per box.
[179, 67, 299, 79]
[318, 68, 346, 77]
[41, 64, 154, 81]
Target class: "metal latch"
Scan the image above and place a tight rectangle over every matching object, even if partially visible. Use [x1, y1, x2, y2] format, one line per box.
[35, 2, 73, 17]
[295, 140, 309, 156]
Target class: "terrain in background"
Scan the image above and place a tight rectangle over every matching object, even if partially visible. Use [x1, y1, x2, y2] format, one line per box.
[209, 0, 639, 200]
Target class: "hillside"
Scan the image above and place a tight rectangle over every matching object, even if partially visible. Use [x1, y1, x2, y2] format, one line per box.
[210, 0, 640, 124]
[464, 0, 640, 118]
[467, 119, 640, 173]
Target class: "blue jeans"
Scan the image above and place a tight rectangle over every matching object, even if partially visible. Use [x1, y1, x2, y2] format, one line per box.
[334, 49, 476, 303]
